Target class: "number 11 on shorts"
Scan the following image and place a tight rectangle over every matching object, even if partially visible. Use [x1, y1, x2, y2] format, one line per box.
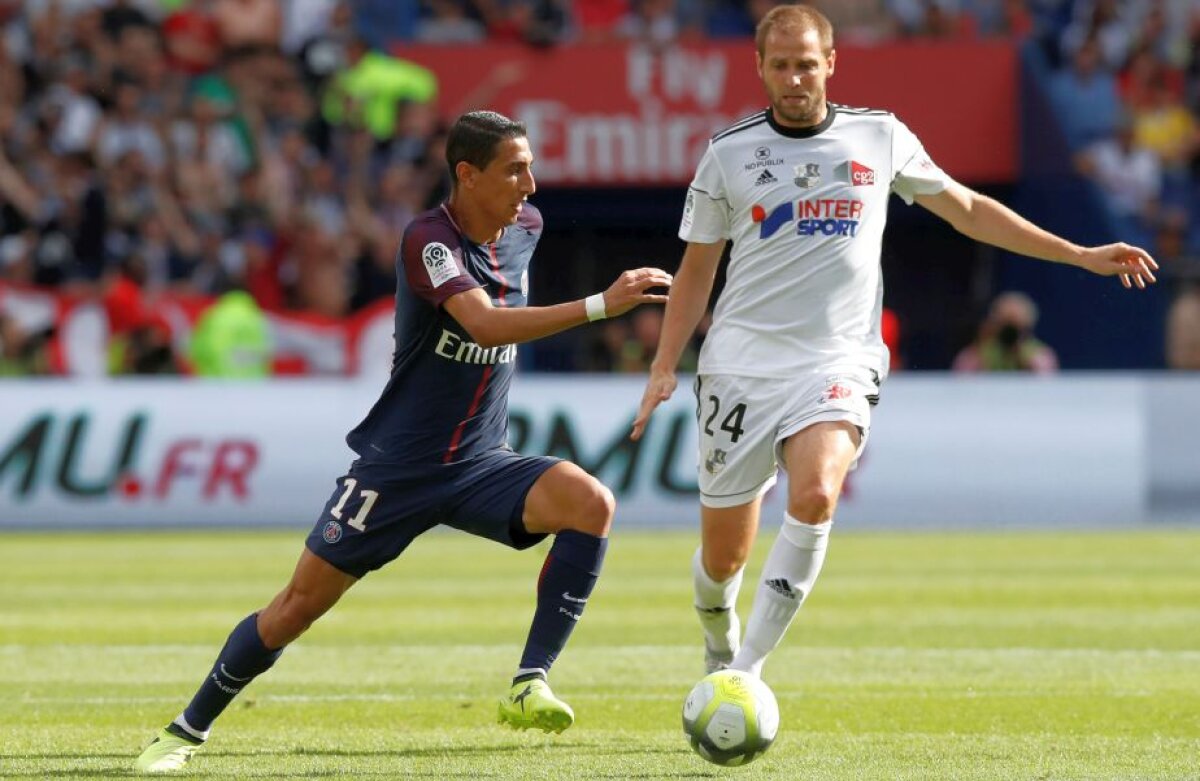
[330, 478, 380, 531]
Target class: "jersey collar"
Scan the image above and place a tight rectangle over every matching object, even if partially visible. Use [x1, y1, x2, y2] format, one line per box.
[766, 103, 836, 139]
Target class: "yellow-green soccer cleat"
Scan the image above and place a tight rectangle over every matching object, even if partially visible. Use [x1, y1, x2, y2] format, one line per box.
[134, 726, 203, 773]
[497, 678, 575, 734]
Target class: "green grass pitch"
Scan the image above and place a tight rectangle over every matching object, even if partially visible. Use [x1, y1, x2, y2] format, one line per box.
[2, 529, 1198, 780]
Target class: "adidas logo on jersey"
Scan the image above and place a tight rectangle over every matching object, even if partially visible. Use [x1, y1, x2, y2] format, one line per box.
[754, 169, 777, 186]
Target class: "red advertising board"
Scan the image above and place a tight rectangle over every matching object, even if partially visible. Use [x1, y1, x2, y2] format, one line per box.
[395, 41, 1017, 186]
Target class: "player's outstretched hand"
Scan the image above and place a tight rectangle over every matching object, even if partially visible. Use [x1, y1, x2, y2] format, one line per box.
[631, 369, 676, 441]
[602, 268, 672, 318]
[1078, 243, 1159, 290]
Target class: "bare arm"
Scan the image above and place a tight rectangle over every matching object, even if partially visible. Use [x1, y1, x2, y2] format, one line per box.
[916, 180, 1158, 289]
[443, 267, 671, 349]
[630, 239, 726, 441]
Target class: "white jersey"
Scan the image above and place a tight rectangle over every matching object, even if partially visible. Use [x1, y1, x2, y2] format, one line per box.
[680, 104, 951, 378]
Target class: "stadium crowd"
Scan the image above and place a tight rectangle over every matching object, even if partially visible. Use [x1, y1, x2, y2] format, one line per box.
[0, 0, 1197, 375]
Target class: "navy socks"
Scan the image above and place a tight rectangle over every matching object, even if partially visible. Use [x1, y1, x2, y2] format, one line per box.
[179, 613, 284, 736]
[518, 530, 608, 676]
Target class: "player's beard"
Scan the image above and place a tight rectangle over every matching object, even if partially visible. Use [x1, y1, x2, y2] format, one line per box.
[771, 88, 826, 127]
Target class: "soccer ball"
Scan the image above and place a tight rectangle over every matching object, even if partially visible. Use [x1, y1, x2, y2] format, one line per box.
[681, 669, 779, 766]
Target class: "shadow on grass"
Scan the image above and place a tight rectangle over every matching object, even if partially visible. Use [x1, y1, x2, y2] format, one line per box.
[3, 745, 718, 779]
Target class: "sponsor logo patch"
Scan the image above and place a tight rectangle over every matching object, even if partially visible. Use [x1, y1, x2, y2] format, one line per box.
[824, 383, 853, 402]
[422, 242, 458, 288]
[751, 199, 864, 239]
[754, 169, 778, 186]
[850, 160, 875, 186]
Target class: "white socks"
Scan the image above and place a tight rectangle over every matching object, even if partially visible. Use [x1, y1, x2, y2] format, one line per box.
[692, 547, 743, 665]
[730, 514, 831, 677]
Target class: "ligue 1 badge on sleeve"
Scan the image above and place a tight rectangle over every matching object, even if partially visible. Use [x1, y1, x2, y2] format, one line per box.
[682, 190, 696, 230]
[794, 163, 821, 189]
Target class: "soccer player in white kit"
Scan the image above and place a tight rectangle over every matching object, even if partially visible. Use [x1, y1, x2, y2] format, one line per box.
[631, 4, 1159, 678]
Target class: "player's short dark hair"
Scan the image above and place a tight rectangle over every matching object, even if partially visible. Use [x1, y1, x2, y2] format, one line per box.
[446, 111, 527, 185]
[755, 4, 834, 57]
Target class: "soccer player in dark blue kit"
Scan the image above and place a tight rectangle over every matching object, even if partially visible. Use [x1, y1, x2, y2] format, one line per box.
[135, 110, 673, 773]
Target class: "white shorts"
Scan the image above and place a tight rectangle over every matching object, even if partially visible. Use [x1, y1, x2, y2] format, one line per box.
[695, 367, 881, 508]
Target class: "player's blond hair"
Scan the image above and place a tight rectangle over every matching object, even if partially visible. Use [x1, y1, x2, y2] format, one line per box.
[755, 4, 834, 57]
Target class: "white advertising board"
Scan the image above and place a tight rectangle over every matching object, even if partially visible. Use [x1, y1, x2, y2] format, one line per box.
[0, 375, 1192, 529]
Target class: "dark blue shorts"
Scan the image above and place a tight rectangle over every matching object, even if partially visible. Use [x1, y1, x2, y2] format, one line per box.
[305, 448, 562, 579]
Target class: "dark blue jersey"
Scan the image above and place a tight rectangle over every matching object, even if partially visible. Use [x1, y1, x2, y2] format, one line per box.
[347, 202, 542, 465]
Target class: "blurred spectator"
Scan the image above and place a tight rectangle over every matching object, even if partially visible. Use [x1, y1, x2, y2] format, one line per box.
[1075, 114, 1162, 227]
[573, 0, 630, 43]
[212, 0, 282, 49]
[0, 310, 53, 376]
[1048, 36, 1121, 151]
[615, 308, 700, 373]
[320, 36, 438, 141]
[44, 52, 103, 156]
[887, 0, 964, 38]
[416, 0, 487, 44]
[124, 314, 181, 374]
[190, 288, 271, 377]
[1166, 287, 1200, 369]
[807, 0, 896, 44]
[961, 0, 1032, 38]
[282, 0, 340, 54]
[581, 318, 631, 372]
[96, 77, 167, 172]
[103, 257, 182, 375]
[953, 291, 1059, 373]
[1059, 0, 1135, 71]
[479, 0, 570, 47]
[161, 1, 223, 76]
[1155, 220, 1200, 284]
[1130, 71, 1197, 213]
[617, 0, 700, 48]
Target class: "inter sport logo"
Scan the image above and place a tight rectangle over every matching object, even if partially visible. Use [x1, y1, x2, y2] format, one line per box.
[751, 199, 865, 239]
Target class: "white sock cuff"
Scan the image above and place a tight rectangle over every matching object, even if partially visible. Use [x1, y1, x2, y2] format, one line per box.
[781, 514, 832, 550]
[692, 547, 744, 587]
[692, 547, 744, 606]
[172, 714, 210, 742]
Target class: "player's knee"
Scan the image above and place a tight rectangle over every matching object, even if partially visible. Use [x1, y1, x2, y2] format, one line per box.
[571, 479, 615, 536]
[788, 481, 840, 522]
[704, 552, 746, 583]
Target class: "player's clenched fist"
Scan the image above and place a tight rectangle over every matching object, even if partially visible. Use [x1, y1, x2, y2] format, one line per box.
[601, 268, 672, 317]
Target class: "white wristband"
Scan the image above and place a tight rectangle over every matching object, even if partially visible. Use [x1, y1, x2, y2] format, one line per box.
[585, 293, 607, 322]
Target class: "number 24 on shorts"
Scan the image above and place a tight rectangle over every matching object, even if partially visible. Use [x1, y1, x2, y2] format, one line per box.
[329, 478, 380, 531]
[702, 395, 748, 443]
